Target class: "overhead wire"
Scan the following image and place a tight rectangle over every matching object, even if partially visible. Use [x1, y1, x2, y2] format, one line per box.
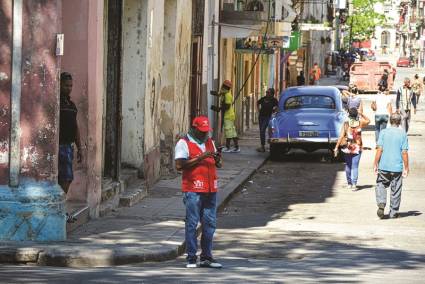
[231, 0, 272, 105]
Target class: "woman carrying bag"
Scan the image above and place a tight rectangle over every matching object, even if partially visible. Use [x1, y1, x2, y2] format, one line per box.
[334, 108, 370, 191]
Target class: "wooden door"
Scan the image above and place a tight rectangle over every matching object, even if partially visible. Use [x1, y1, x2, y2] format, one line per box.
[104, 0, 122, 179]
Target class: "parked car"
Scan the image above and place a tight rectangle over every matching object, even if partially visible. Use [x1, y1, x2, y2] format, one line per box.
[396, 57, 412, 67]
[268, 86, 346, 159]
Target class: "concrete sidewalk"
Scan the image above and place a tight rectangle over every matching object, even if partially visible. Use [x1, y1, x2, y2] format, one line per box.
[0, 129, 267, 267]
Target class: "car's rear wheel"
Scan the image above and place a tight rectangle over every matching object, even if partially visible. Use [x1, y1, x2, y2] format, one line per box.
[269, 144, 289, 161]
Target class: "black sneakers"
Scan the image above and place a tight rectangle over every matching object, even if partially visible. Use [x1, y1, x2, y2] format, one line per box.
[199, 257, 222, 269]
[186, 258, 197, 268]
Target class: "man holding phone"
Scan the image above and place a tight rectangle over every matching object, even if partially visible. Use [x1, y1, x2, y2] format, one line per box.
[373, 113, 409, 219]
[175, 116, 223, 268]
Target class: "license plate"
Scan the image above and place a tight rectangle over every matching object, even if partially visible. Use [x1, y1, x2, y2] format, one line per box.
[299, 131, 319, 137]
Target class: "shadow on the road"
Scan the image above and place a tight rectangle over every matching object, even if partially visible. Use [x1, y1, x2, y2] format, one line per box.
[2, 235, 425, 283]
[355, 184, 374, 191]
[218, 150, 344, 229]
[396, 211, 422, 218]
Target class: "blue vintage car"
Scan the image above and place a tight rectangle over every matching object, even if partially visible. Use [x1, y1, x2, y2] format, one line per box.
[268, 86, 346, 158]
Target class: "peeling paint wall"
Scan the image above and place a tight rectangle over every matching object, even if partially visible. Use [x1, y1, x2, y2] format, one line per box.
[0, 0, 66, 241]
[61, 0, 89, 202]
[159, 0, 192, 174]
[20, 0, 61, 181]
[173, 0, 192, 140]
[143, 0, 164, 185]
[0, 1, 12, 184]
[121, 0, 147, 170]
[61, 0, 104, 216]
[159, 0, 177, 174]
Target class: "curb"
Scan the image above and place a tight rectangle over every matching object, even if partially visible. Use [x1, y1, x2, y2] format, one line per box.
[0, 154, 268, 267]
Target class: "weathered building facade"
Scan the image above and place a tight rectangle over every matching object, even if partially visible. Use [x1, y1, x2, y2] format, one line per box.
[0, 0, 195, 241]
[0, 0, 65, 241]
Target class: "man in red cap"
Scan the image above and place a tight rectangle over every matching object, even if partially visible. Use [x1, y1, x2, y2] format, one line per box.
[175, 116, 223, 268]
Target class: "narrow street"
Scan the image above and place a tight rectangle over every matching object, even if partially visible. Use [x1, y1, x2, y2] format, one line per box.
[1, 71, 425, 283]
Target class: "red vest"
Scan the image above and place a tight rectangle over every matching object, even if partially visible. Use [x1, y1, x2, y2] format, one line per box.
[182, 137, 218, 193]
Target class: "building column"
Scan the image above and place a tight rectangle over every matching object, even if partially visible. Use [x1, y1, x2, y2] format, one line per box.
[0, 0, 65, 241]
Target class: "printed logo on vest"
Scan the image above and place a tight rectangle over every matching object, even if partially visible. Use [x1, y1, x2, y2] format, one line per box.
[193, 180, 204, 189]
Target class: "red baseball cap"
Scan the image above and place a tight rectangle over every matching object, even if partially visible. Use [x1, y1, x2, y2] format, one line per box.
[192, 116, 212, 132]
[223, 80, 232, 88]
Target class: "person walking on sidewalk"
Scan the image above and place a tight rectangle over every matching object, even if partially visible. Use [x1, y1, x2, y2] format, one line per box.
[175, 116, 223, 269]
[309, 63, 321, 85]
[59, 72, 83, 223]
[220, 80, 240, 153]
[334, 107, 370, 190]
[396, 78, 417, 133]
[373, 113, 409, 219]
[256, 88, 278, 152]
[411, 74, 423, 106]
[371, 85, 392, 143]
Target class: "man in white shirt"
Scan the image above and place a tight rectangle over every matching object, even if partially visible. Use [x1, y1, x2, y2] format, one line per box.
[372, 85, 392, 142]
[175, 116, 223, 269]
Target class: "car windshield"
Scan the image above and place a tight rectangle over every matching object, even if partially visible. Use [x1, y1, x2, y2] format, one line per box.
[284, 95, 336, 110]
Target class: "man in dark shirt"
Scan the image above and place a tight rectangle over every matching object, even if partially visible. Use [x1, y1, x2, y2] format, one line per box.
[297, 71, 305, 86]
[257, 88, 278, 152]
[59, 72, 82, 200]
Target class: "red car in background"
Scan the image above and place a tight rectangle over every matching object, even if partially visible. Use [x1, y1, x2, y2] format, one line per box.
[397, 57, 413, 67]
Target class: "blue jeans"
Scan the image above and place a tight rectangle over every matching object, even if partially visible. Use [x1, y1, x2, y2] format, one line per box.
[344, 152, 362, 185]
[259, 116, 271, 146]
[183, 192, 217, 260]
[375, 114, 388, 142]
[58, 144, 74, 182]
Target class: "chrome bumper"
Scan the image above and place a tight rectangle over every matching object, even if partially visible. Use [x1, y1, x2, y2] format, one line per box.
[268, 137, 338, 144]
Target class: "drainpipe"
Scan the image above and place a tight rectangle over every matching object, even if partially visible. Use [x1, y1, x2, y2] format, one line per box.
[9, 0, 23, 187]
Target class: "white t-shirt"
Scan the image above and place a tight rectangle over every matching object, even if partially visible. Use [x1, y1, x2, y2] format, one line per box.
[374, 93, 392, 115]
[174, 134, 216, 160]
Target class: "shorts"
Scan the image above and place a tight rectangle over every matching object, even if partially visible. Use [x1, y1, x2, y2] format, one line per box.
[58, 144, 74, 182]
[224, 119, 238, 139]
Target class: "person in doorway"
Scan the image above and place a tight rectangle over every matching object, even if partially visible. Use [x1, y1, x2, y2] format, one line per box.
[372, 85, 392, 143]
[59, 72, 83, 222]
[334, 107, 370, 191]
[411, 74, 423, 107]
[175, 116, 223, 269]
[256, 88, 278, 152]
[396, 78, 416, 133]
[309, 63, 321, 85]
[219, 80, 240, 153]
[296, 71, 306, 86]
[373, 113, 409, 219]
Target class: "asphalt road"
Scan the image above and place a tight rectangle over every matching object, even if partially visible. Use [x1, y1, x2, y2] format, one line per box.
[1, 67, 425, 283]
